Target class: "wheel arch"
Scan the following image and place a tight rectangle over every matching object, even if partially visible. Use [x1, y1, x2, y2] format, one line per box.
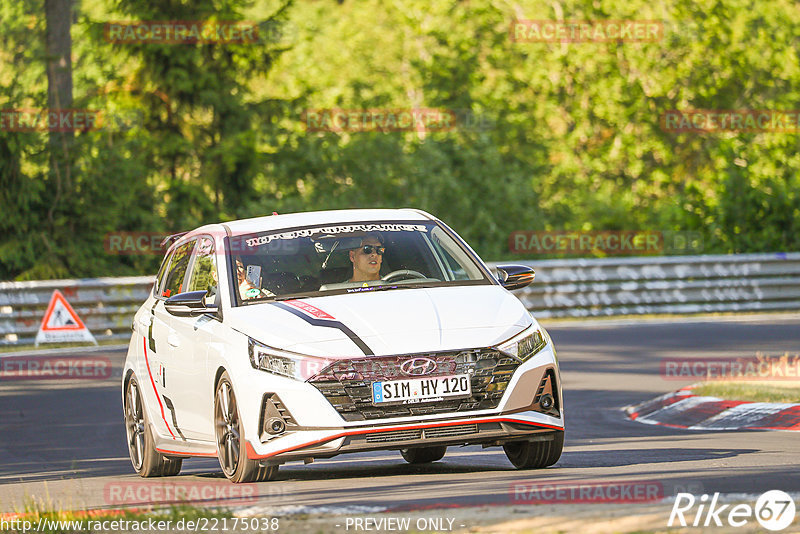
[122, 367, 135, 402]
[213, 366, 227, 395]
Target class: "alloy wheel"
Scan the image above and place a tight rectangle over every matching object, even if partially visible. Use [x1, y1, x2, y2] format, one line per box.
[215, 379, 241, 477]
[125, 380, 146, 471]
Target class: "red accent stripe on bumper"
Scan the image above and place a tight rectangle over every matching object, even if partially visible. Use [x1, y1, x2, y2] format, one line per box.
[246, 417, 563, 460]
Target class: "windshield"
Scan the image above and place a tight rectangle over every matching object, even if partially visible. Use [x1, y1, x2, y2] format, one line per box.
[227, 220, 491, 305]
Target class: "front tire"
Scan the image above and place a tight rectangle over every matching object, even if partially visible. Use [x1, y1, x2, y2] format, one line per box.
[215, 371, 278, 483]
[400, 446, 447, 464]
[503, 432, 564, 469]
[124, 375, 182, 477]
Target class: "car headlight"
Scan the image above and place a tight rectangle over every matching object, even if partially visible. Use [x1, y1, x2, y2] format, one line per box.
[248, 338, 332, 381]
[496, 326, 548, 362]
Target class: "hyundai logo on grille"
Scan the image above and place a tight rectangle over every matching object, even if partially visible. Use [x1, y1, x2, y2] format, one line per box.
[400, 357, 437, 376]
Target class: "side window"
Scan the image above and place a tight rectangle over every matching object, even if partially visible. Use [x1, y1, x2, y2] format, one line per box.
[187, 237, 218, 306]
[161, 240, 195, 298]
[154, 251, 173, 297]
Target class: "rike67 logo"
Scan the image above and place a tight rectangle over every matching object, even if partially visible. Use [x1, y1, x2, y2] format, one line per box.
[669, 490, 796, 531]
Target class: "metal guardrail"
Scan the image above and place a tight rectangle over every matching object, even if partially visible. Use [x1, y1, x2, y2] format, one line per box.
[495, 252, 800, 318]
[0, 277, 154, 346]
[1, 253, 799, 346]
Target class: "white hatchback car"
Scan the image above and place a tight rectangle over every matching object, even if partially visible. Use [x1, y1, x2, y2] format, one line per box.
[123, 209, 564, 482]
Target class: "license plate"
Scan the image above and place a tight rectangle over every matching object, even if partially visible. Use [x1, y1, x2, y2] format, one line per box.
[372, 374, 472, 404]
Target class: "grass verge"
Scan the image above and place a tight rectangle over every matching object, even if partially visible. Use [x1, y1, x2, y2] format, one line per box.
[1, 505, 234, 533]
[692, 381, 800, 403]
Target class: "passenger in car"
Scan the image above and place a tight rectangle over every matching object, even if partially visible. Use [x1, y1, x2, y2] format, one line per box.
[348, 234, 384, 282]
[236, 257, 273, 300]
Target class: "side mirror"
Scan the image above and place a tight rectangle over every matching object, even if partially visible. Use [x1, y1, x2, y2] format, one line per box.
[165, 290, 216, 317]
[496, 264, 535, 290]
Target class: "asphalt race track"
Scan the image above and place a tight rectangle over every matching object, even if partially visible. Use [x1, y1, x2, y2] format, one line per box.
[1, 315, 799, 517]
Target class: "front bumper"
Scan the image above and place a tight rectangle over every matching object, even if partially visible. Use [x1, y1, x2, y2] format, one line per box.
[243, 342, 564, 462]
[245, 411, 563, 462]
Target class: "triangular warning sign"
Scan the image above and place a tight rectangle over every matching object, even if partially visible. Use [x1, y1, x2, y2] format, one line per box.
[35, 290, 97, 346]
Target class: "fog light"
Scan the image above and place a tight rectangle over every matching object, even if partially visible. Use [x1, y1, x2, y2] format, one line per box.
[540, 394, 554, 410]
[266, 417, 286, 435]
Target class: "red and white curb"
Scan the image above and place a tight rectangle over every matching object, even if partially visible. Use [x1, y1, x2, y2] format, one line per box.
[625, 387, 800, 431]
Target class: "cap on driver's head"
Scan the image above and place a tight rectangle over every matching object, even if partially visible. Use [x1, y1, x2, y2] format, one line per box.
[360, 232, 384, 245]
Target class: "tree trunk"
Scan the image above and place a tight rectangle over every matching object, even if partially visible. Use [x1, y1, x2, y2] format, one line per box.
[45, 0, 73, 225]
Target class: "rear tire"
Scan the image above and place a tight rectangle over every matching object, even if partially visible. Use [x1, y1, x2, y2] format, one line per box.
[124, 375, 183, 477]
[400, 446, 447, 464]
[215, 371, 278, 483]
[161, 457, 183, 476]
[503, 432, 564, 469]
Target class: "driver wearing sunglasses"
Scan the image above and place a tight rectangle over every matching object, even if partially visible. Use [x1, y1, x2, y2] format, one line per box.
[348, 234, 385, 282]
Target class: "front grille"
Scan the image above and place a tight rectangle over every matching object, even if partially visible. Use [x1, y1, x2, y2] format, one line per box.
[423, 423, 478, 439]
[308, 349, 520, 421]
[364, 429, 422, 443]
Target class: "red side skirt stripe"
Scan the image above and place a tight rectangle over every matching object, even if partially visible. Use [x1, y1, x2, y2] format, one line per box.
[142, 335, 176, 439]
[155, 447, 217, 458]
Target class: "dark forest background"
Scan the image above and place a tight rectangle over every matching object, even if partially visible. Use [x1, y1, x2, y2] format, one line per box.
[1, 0, 799, 280]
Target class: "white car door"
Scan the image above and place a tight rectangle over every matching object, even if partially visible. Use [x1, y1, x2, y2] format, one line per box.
[151, 239, 198, 441]
[165, 236, 219, 442]
[135, 251, 177, 440]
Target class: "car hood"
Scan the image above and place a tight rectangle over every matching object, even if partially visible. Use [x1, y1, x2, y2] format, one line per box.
[227, 285, 533, 357]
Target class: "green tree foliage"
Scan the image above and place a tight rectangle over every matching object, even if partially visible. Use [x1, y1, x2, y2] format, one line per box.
[1, 0, 799, 279]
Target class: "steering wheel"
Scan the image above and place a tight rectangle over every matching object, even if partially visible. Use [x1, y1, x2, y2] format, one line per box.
[382, 269, 428, 282]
